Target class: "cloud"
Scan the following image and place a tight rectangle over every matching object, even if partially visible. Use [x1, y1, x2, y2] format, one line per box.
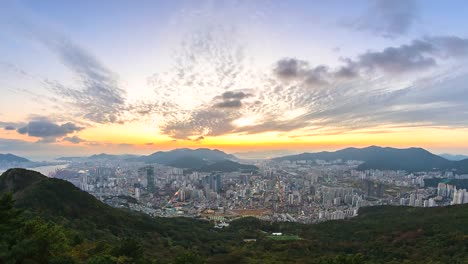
[213, 91, 254, 109]
[160, 108, 240, 140]
[234, 117, 311, 135]
[3, 9, 128, 124]
[147, 23, 263, 139]
[355, 39, 436, 74]
[62, 135, 86, 144]
[0, 121, 23, 131]
[157, 33, 468, 140]
[274, 58, 310, 79]
[273, 58, 356, 87]
[42, 36, 127, 124]
[323, 36, 468, 76]
[193, 136, 205, 141]
[354, 36, 468, 74]
[17, 119, 83, 142]
[349, 0, 418, 38]
[424, 36, 468, 58]
[219, 91, 253, 100]
[274, 58, 331, 85]
[214, 100, 243, 108]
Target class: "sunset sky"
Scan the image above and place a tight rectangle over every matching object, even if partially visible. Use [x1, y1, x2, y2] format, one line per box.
[1, 0, 468, 159]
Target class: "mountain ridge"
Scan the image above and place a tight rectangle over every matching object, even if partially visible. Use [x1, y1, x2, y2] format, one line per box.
[274, 146, 468, 173]
[439, 153, 468, 161]
[0, 153, 30, 163]
[58, 148, 253, 172]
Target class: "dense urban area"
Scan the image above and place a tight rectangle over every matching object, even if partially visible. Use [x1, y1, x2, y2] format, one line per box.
[35, 150, 468, 226]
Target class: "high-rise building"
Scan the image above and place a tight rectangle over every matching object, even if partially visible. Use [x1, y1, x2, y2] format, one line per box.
[437, 183, 446, 197]
[79, 172, 88, 191]
[202, 174, 222, 193]
[179, 189, 186, 202]
[146, 166, 155, 193]
[409, 193, 416, 206]
[452, 188, 466, 205]
[400, 198, 406, 206]
[365, 180, 383, 198]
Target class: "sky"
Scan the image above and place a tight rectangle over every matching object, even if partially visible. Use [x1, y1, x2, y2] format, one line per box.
[1, 0, 468, 160]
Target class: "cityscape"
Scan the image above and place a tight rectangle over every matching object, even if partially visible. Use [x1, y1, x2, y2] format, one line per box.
[16, 147, 462, 225]
[1, 0, 468, 263]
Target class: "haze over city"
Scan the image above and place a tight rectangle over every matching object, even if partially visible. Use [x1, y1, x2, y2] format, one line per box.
[1, 0, 468, 160]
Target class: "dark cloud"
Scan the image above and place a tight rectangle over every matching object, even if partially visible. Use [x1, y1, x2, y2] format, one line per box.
[274, 58, 309, 79]
[279, 36, 468, 81]
[17, 119, 83, 142]
[220, 91, 252, 100]
[62, 136, 86, 144]
[349, 36, 468, 74]
[356, 39, 436, 73]
[334, 66, 359, 79]
[213, 90, 254, 109]
[350, 0, 418, 38]
[214, 100, 243, 108]
[273, 58, 356, 86]
[0, 121, 23, 131]
[424, 36, 468, 58]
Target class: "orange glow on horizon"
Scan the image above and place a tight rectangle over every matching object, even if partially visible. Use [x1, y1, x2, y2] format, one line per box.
[72, 123, 468, 153]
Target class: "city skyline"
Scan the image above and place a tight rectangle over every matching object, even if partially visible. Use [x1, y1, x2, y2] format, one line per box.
[2, 0, 468, 159]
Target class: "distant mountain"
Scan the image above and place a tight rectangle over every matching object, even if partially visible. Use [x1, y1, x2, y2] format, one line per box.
[56, 149, 250, 172]
[451, 158, 468, 174]
[233, 150, 301, 159]
[0, 153, 30, 163]
[58, 148, 237, 164]
[1, 168, 467, 263]
[439, 153, 468, 161]
[274, 146, 468, 172]
[138, 148, 237, 164]
[57, 153, 139, 161]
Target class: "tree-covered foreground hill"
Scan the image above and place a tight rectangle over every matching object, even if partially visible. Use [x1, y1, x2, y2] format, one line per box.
[1, 168, 467, 264]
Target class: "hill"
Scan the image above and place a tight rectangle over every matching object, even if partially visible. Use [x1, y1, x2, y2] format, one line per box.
[274, 146, 468, 172]
[56, 149, 254, 172]
[0, 153, 30, 163]
[1, 168, 467, 263]
[440, 153, 468, 161]
[57, 153, 139, 161]
[138, 148, 255, 172]
[138, 148, 237, 164]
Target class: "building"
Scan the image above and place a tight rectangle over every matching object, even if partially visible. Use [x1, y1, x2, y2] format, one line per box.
[146, 166, 155, 193]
